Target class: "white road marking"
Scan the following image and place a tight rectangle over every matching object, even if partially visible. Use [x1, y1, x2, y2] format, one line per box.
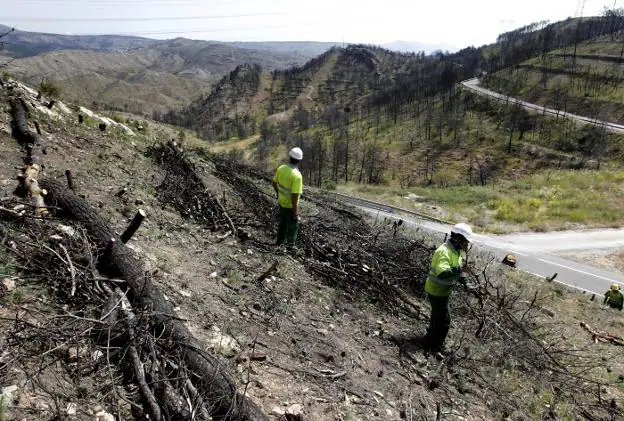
[524, 271, 597, 293]
[508, 250, 529, 257]
[537, 258, 624, 285]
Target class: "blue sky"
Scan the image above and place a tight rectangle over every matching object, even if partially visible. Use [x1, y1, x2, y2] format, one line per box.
[1, 0, 616, 49]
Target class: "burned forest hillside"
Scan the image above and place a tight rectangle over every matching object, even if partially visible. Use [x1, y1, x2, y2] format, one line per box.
[161, 12, 624, 193]
[0, 73, 623, 421]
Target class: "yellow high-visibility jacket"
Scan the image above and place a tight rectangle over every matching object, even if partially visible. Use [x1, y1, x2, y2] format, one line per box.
[604, 289, 624, 310]
[273, 164, 303, 209]
[425, 241, 462, 297]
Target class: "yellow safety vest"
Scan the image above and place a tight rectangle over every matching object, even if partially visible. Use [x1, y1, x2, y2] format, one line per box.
[605, 290, 624, 308]
[273, 164, 303, 209]
[425, 241, 462, 297]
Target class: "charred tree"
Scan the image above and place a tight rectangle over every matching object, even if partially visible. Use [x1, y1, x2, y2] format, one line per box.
[39, 179, 268, 421]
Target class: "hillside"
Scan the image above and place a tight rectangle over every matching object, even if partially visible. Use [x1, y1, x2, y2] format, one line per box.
[1, 77, 623, 421]
[482, 32, 624, 125]
[0, 24, 158, 57]
[2, 38, 314, 116]
[161, 11, 624, 232]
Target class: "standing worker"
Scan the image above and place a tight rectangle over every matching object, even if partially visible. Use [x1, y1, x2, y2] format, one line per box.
[603, 284, 623, 311]
[423, 223, 473, 353]
[272, 147, 304, 249]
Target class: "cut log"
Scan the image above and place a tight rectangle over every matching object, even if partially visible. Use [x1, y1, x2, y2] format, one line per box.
[40, 179, 267, 421]
[15, 164, 48, 218]
[501, 254, 517, 268]
[120, 209, 146, 243]
[9, 96, 46, 164]
[105, 238, 116, 258]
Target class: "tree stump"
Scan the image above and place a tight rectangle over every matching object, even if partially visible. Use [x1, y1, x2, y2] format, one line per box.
[120, 209, 146, 243]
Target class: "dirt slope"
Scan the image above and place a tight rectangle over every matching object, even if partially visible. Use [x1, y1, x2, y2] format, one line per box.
[0, 80, 623, 421]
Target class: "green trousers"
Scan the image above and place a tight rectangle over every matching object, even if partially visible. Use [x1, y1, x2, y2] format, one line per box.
[277, 206, 299, 246]
[423, 295, 451, 351]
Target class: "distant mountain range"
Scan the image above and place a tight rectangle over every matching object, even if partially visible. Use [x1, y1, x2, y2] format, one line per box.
[382, 40, 458, 53]
[0, 24, 455, 58]
[0, 26, 322, 115]
[0, 24, 455, 115]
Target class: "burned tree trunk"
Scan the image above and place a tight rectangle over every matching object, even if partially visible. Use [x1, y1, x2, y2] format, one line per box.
[39, 180, 268, 421]
[9, 96, 49, 217]
[9, 96, 47, 163]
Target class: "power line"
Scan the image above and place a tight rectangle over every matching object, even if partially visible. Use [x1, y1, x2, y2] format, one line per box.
[11, 0, 202, 4]
[3, 13, 283, 22]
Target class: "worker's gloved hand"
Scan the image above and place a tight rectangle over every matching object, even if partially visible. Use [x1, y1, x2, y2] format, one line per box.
[292, 213, 300, 222]
[458, 275, 469, 286]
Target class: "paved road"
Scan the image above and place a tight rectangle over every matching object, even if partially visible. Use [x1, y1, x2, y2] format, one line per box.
[461, 78, 624, 134]
[332, 193, 624, 295]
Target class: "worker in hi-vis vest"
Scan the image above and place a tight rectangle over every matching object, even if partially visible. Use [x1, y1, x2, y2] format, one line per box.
[272, 147, 303, 249]
[604, 283, 623, 311]
[423, 223, 472, 353]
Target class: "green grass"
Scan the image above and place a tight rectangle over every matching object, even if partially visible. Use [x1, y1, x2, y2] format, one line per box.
[339, 169, 624, 232]
[0, 395, 7, 421]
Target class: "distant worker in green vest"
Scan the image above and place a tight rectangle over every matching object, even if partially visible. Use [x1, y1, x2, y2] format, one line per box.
[272, 147, 304, 249]
[423, 223, 473, 353]
[603, 284, 623, 311]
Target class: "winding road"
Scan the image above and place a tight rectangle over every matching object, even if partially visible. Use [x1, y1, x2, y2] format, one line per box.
[461, 78, 624, 134]
[331, 192, 624, 295]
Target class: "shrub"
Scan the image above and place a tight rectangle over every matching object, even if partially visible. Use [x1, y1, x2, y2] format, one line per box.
[38, 79, 60, 98]
[322, 179, 337, 190]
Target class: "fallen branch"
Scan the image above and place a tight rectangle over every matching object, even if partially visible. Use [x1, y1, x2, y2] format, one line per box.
[116, 289, 163, 421]
[580, 322, 624, 346]
[215, 195, 236, 236]
[58, 244, 77, 297]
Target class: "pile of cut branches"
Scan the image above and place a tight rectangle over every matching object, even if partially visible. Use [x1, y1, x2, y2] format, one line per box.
[156, 149, 432, 313]
[148, 141, 236, 235]
[1, 216, 208, 420]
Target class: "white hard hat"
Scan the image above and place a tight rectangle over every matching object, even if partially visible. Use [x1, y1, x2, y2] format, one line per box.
[289, 147, 303, 160]
[451, 223, 472, 242]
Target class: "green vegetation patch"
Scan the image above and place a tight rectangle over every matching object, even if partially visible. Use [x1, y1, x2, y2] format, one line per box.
[343, 169, 624, 231]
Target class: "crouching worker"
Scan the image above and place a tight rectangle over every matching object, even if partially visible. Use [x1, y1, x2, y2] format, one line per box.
[604, 284, 623, 311]
[423, 223, 472, 353]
